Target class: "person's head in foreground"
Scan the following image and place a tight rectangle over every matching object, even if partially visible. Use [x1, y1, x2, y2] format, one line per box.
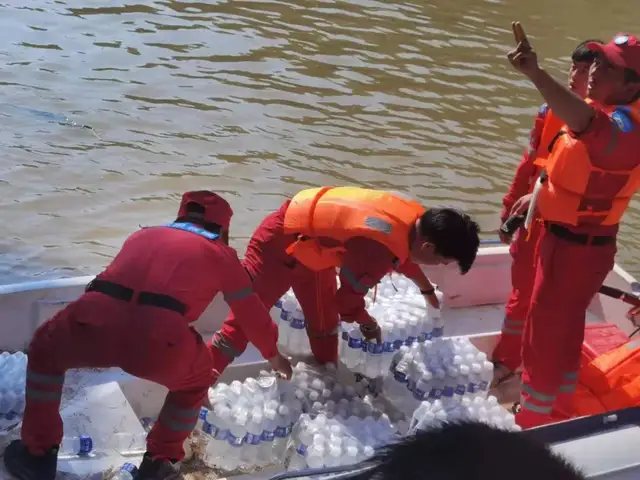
[350, 422, 585, 480]
[569, 39, 602, 97]
[176, 190, 234, 244]
[585, 34, 640, 105]
[410, 208, 480, 275]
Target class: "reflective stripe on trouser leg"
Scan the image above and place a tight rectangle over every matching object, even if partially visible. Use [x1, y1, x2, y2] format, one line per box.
[491, 317, 525, 372]
[552, 371, 579, 419]
[516, 381, 556, 429]
[21, 369, 66, 454]
[501, 317, 525, 336]
[146, 388, 208, 461]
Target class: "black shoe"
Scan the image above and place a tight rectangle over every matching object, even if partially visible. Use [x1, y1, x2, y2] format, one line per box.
[3, 440, 57, 480]
[134, 452, 181, 480]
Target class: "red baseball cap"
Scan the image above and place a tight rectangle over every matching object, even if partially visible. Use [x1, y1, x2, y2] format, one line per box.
[587, 33, 640, 77]
[178, 191, 233, 230]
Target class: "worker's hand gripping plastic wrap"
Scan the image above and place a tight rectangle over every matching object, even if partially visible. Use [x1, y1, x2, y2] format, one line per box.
[340, 273, 444, 380]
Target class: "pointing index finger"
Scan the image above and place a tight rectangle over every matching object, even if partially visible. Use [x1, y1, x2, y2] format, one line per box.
[511, 21, 528, 45]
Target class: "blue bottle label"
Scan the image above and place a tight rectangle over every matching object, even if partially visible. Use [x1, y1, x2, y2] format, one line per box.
[423, 331, 433, 341]
[393, 370, 408, 383]
[79, 435, 93, 454]
[122, 463, 138, 474]
[442, 386, 454, 398]
[228, 433, 244, 447]
[455, 385, 466, 396]
[407, 336, 417, 345]
[203, 422, 219, 437]
[432, 327, 444, 338]
[429, 388, 442, 399]
[275, 426, 289, 438]
[348, 337, 362, 349]
[361, 341, 368, 352]
[393, 339, 404, 350]
[468, 382, 478, 393]
[261, 430, 275, 442]
[413, 388, 426, 401]
[479, 380, 489, 391]
[215, 429, 229, 441]
[341, 331, 349, 342]
[296, 444, 308, 456]
[275, 299, 283, 309]
[246, 433, 261, 446]
[291, 318, 305, 329]
[280, 310, 289, 321]
[383, 341, 394, 353]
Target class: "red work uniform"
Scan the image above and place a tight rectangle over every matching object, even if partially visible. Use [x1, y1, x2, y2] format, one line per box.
[21, 193, 278, 462]
[492, 104, 560, 372]
[517, 101, 640, 428]
[210, 187, 426, 369]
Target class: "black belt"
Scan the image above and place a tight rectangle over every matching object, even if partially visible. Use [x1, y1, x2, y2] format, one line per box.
[545, 223, 615, 246]
[85, 279, 186, 315]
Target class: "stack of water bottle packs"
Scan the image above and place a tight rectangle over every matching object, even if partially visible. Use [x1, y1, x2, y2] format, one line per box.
[0, 351, 27, 422]
[195, 363, 403, 473]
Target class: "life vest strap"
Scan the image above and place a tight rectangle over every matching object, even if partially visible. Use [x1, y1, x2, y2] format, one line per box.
[545, 223, 615, 246]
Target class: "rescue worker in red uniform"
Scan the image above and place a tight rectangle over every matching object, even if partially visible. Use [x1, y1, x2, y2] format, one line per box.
[207, 187, 481, 372]
[492, 40, 600, 387]
[3, 191, 292, 480]
[506, 24, 640, 428]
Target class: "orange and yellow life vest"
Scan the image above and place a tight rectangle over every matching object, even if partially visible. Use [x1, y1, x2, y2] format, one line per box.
[534, 100, 640, 226]
[283, 186, 425, 271]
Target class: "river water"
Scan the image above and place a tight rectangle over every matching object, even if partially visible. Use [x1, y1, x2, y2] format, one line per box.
[1, 0, 639, 284]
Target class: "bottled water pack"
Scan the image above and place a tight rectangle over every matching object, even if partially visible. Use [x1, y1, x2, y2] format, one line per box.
[287, 413, 398, 471]
[341, 273, 444, 379]
[408, 395, 521, 434]
[383, 337, 494, 418]
[274, 290, 312, 357]
[0, 351, 27, 420]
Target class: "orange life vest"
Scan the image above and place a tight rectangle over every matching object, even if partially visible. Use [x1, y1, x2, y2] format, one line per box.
[533, 107, 564, 169]
[283, 186, 425, 271]
[573, 338, 640, 417]
[535, 100, 640, 226]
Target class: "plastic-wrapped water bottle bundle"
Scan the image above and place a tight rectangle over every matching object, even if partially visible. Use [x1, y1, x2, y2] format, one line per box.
[196, 363, 405, 473]
[286, 413, 399, 471]
[408, 395, 521, 434]
[0, 351, 27, 420]
[383, 337, 494, 418]
[274, 290, 312, 357]
[341, 274, 445, 379]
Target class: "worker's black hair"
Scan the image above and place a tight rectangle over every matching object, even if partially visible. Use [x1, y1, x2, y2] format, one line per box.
[419, 208, 480, 275]
[350, 422, 586, 480]
[176, 201, 222, 235]
[571, 39, 603, 63]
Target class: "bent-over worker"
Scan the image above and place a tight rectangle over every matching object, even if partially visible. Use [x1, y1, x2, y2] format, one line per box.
[3, 191, 292, 480]
[506, 25, 640, 428]
[207, 186, 481, 375]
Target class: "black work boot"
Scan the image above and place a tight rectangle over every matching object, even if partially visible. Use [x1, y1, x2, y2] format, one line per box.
[134, 452, 181, 480]
[3, 439, 57, 480]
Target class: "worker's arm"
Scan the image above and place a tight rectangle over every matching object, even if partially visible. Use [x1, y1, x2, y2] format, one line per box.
[501, 104, 548, 222]
[507, 23, 595, 133]
[219, 250, 280, 361]
[395, 259, 440, 308]
[336, 238, 397, 340]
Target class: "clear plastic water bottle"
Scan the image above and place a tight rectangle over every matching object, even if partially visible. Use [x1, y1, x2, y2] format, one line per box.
[114, 463, 138, 480]
[58, 435, 93, 457]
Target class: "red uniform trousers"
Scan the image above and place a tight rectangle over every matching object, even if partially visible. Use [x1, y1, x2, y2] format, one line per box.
[515, 226, 615, 429]
[212, 204, 340, 370]
[492, 219, 543, 372]
[22, 291, 215, 461]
